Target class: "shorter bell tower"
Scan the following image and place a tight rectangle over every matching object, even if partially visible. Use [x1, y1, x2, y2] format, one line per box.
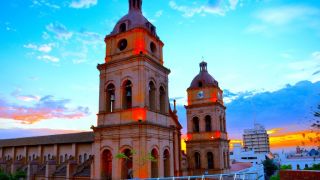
[185, 61, 230, 175]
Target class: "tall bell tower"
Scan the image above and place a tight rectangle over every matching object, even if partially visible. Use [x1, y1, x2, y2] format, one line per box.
[92, 0, 182, 179]
[185, 61, 230, 175]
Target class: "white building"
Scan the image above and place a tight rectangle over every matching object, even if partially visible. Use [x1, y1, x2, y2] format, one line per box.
[243, 123, 270, 153]
[230, 143, 267, 165]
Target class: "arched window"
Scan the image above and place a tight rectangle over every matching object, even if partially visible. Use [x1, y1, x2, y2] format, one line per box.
[151, 149, 159, 178]
[198, 81, 203, 87]
[84, 153, 87, 161]
[297, 164, 300, 170]
[193, 117, 200, 132]
[207, 152, 214, 169]
[79, 155, 82, 163]
[60, 155, 63, 163]
[106, 84, 115, 113]
[159, 86, 166, 113]
[48, 154, 51, 160]
[121, 149, 133, 179]
[65, 154, 68, 161]
[119, 23, 126, 33]
[194, 152, 201, 169]
[205, 115, 212, 132]
[32, 154, 35, 160]
[122, 80, 132, 109]
[102, 150, 112, 180]
[163, 149, 170, 177]
[149, 81, 156, 111]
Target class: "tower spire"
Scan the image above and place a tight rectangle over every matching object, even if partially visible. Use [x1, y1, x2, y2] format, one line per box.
[129, 0, 142, 13]
[199, 61, 207, 72]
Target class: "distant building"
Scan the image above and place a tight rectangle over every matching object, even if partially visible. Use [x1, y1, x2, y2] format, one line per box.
[243, 124, 270, 154]
[230, 143, 266, 164]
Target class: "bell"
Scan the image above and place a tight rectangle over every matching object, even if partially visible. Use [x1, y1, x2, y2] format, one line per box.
[110, 95, 115, 101]
[127, 91, 131, 97]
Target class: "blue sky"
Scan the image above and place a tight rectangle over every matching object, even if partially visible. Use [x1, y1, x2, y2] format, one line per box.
[0, 0, 320, 148]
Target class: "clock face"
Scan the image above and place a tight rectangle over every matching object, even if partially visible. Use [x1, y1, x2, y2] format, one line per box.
[197, 91, 204, 99]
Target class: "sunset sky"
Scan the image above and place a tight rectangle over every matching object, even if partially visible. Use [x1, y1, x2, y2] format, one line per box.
[0, 0, 320, 152]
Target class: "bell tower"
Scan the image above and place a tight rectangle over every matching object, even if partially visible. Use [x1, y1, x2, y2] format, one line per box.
[92, 0, 182, 179]
[185, 61, 230, 175]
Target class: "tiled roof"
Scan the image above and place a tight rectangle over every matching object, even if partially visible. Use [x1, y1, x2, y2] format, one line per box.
[0, 132, 94, 147]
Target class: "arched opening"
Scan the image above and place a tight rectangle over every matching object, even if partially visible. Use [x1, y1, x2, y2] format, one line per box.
[194, 152, 201, 169]
[163, 149, 170, 177]
[149, 81, 156, 111]
[121, 149, 133, 179]
[102, 149, 112, 180]
[205, 115, 212, 132]
[106, 84, 115, 113]
[119, 23, 126, 33]
[79, 155, 82, 163]
[193, 117, 200, 132]
[151, 149, 159, 178]
[159, 86, 166, 113]
[84, 153, 87, 161]
[150, 42, 156, 53]
[297, 164, 300, 170]
[207, 152, 214, 169]
[220, 116, 223, 131]
[122, 80, 132, 109]
[198, 81, 203, 87]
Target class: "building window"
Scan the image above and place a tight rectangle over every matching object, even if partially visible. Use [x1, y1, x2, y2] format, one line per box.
[122, 80, 132, 109]
[205, 115, 212, 132]
[159, 86, 166, 113]
[207, 152, 214, 169]
[193, 117, 200, 132]
[102, 150, 112, 180]
[48, 154, 51, 160]
[106, 84, 115, 113]
[163, 149, 170, 177]
[149, 81, 156, 111]
[79, 155, 82, 163]
[151, 149, 159, 178]
[65, 154, 68, 162]
[119, 23, 126, 33]
[84, 153, 87, 161]
[198, 81, 203, 87]
[194, 152, 201, 169]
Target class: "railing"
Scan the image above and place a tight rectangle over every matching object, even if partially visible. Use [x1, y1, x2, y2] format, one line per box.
[133, 172, 261, 180]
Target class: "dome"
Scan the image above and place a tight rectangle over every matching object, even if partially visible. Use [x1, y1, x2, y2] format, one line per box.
[189, 61, 219, 88]
[110, 0, 157, 36]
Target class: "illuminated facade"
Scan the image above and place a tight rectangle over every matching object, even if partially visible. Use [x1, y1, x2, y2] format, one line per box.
[185, 62, 230, 175]
[92, 0, 182, 178]
[0, 0, 231, 179]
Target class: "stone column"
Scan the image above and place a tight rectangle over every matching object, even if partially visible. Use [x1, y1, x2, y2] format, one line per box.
[53, 144, 58, 162]
[158, 144, 164, 178]
[27, 162, 38, 180]
[45, 160, 56, 180]
[0, 148, 3, 160]
[66, 160, 77, 179]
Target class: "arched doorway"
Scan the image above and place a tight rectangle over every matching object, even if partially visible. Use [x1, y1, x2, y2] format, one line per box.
[121, 149, 133, 179]
[151, 149, 158, 178]
[163, 149, 170, 177]
[102, 149, 112, 180]
[159, 86, 166, 113]
[149, 81, 156, 111]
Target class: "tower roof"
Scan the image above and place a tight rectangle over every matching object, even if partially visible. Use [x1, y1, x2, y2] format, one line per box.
[189, 61, 219, 88]
[110, 0, 157, 36]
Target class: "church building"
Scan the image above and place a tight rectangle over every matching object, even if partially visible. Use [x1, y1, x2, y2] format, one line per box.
[0, 0, 229, 179]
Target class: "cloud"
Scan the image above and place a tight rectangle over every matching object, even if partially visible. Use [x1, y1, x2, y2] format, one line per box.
[0, 95, 90, 124]
[246, 5, 320, 35]
[155, 10, 163, 18]
[31, 0, 60, 9]
[256, 6, 319, 26]
[24, 43, 54, 53]
[169, 0, 225, 17]
[69, 0, 97, 9]
[37, 55, 59, 63]
[46, 22, 73, 40]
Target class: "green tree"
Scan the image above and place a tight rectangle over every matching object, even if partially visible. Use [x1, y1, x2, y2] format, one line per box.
[280, 164, 292, 170]
[0, 169, 26, 180]
[304, 163, 320, 170]
[263, 159, 278, 177]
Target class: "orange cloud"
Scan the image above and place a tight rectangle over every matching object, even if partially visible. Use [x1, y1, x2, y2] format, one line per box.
[0, 95, 90, 124]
